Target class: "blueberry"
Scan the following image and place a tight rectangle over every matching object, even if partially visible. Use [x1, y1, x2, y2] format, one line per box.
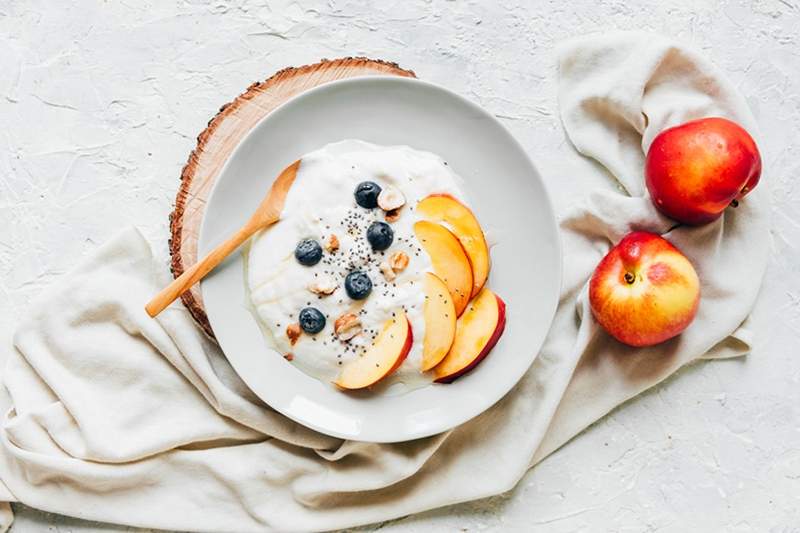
[298, 307, 326, 334]
[345, 271, 372, 300]
[366, 221, 394, 251]
[295, 238, 322, 266]
[354, 181, 382, 209]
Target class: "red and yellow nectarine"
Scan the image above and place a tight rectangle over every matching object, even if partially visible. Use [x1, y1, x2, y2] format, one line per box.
[645, 117, 761, 225]
[589, 231, 700, 347]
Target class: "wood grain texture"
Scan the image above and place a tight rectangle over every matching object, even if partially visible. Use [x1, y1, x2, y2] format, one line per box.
[169, 58, 416, 337]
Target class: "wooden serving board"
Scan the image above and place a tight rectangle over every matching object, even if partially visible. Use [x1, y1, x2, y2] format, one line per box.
[169, 57, 416, 338]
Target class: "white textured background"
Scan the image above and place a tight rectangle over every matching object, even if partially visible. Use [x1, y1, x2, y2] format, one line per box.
[1, 1, 799, 531]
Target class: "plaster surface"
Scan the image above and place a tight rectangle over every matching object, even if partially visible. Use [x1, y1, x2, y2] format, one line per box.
[1, 1, 799, 531]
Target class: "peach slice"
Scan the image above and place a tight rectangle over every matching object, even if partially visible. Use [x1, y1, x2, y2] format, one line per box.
[334, 311, 412, 390]
[417, 194, 490, 298]
[421, 272, 457, 371]
[433, 288, 506, 383]
[413, 220, 473, 316]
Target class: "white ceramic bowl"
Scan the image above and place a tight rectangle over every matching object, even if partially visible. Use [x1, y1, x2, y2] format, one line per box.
[199, 76, 561, 443]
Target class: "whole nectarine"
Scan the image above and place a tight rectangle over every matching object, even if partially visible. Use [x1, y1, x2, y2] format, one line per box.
[589, 232, 700, 347]
[645, 117, 761, 225]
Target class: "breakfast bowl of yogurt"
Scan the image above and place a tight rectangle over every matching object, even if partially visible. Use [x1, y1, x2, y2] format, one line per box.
[199, 77, 560, 442]
[247, 140, 504, 392]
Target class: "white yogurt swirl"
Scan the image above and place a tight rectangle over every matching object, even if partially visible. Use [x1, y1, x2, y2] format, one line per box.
[246, 140, 469, 388]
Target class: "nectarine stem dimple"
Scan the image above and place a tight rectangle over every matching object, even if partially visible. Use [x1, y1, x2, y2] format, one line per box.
[624, 272, 635, 284]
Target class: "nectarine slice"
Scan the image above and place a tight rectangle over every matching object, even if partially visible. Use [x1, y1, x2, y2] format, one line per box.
[413, 220, 473, 316]
[433, 288, 506, 383]
[417, 194, 490, 298]
[334, 311, 412, 390]
[421, 272, 457, 371]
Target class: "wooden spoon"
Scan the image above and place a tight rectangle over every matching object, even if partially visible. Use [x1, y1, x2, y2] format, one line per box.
[145, 160, 300, 318]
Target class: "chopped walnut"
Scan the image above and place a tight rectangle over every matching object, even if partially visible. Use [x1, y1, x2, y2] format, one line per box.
[286, 323, 301, 345]
[389, 251, 409, 272]
[308, 276, 337, 296]
[379, 261, 396, 281]
[384, 207, 402, 222]
[325, 234, 340, 253]
[377, 186, 406, 211]
[334, 313, 362, 341]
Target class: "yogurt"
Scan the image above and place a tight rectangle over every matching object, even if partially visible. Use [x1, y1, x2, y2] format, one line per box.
[246, 140, 469, 389]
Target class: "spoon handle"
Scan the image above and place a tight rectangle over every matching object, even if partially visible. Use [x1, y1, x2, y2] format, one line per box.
[146, 160, 299, 319]
[145, 221, 264, 318]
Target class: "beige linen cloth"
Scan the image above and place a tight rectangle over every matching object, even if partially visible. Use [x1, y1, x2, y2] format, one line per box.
[0, 32, 769, 532]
